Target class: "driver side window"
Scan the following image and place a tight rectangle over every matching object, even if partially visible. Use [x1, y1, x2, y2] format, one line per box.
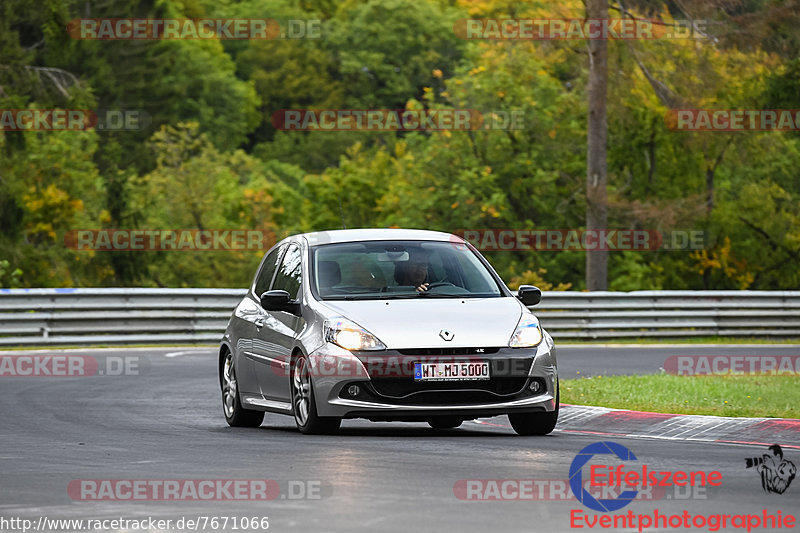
[272, 244, 303, 300]
[254, 244, 285, 297]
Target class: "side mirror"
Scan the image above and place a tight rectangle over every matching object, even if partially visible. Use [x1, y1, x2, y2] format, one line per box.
[260, 290, 294, 313]
[516, 285, 542, 306]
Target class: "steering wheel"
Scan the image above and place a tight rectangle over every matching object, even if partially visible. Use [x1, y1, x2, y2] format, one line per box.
[425, 282, 456, 289]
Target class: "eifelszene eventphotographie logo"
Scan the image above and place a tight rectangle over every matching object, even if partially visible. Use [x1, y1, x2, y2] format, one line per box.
[745, 444, 796, 495]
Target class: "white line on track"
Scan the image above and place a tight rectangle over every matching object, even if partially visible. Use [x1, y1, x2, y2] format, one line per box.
[165, 349, 214, 358]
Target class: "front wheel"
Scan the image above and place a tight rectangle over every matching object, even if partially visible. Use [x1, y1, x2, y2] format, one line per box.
[291, 354, 341, 435]
[508, 384, 559, 436]
[221, 351, 264, 428]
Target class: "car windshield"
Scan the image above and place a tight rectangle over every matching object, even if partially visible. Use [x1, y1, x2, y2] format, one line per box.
[311, 240, 503, 300]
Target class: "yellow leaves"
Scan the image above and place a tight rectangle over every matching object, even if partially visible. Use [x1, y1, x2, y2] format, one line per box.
[24, 184, 70, 213]
[451, 202, 459, 209]
[468, 65, 486, 76]
[547, 129, 557, 139]
[509, 267, 573, 291]
[432, 69, 443, 78]
[480, 204, 500, 218]
[26, 222, 55, 240]
[693, 248, 721, 270]
[691, 236, 754, 289]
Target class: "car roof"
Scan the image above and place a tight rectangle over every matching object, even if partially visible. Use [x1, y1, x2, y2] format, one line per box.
[295, 228, 462, 247]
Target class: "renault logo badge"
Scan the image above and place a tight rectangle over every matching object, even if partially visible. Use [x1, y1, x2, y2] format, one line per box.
[439, 329, 454, 341]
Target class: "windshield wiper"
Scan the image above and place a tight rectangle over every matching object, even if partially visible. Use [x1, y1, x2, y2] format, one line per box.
[333, 294, 417, 300]
[330, 293, 475, 301]
[417, 292, 470, 298]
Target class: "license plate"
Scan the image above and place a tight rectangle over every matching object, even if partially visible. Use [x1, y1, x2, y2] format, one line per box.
[413, 361, 490, 381]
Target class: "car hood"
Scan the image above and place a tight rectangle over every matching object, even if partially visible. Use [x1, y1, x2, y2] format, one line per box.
[321, 297, 525, 349]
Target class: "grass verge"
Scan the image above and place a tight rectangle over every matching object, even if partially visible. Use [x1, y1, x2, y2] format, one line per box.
[557, 336, 800, 345]
[561, 374, 800, 419]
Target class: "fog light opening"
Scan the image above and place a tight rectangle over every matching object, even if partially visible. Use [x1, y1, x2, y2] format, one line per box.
[529, 380, 541, 393]
[347, 384, 361, 397]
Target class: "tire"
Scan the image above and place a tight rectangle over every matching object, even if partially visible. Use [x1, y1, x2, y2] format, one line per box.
[427, 416, 463, 429]
[291, 353, 341, 435]
[508, 383, 559, 436]
[221, 351, 264, 428]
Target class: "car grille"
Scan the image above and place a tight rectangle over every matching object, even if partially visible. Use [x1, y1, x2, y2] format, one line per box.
[367, 377, 531, 405]
[349, 350, 536, 405]
[370, 375, 528, 396]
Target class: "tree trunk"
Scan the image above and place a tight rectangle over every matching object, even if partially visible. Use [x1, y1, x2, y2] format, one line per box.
[586, 0, 609, 290]
[705, 165, 714, 214]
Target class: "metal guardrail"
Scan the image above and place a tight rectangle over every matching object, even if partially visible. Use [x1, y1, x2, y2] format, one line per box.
[1, 288, 799, 346]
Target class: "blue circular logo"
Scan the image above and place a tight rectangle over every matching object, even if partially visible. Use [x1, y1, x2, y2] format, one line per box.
[569, 441, 639, 512]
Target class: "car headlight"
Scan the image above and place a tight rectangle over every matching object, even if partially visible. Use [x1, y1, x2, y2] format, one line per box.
[324, 318, 386, 351]
[509, 313, 543, 348]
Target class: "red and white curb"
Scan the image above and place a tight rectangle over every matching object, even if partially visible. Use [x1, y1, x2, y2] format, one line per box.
[470, 405, 800, 448]
[556, 405, 800, 448]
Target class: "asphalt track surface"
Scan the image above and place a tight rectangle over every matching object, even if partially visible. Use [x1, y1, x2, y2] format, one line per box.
[1, 345, 798, 533]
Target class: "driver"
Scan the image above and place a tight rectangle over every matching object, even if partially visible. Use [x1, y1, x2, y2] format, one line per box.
[394, 249, 431, 292]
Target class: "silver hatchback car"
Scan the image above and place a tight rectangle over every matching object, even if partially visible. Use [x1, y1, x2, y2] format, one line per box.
[219, 229, 558, 435]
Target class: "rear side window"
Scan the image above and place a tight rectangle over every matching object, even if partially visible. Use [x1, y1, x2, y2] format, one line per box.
[254, 244, 284, 297]
[272, 244, 303, 300]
